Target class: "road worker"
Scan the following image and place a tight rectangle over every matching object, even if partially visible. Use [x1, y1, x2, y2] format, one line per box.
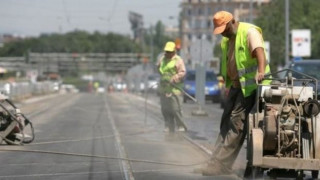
[157, 41, 187, 132]
[200, 11, 271, 176]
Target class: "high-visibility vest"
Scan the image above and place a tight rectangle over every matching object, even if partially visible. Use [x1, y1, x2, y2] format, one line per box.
[221, 22, 271, 97]
[158, 55, 183, 94]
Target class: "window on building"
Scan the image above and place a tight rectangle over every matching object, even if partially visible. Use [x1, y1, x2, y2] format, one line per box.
[207, 20, 211, 28]
[195, 19, 201, 29]
[189, 19, 193, 28]
[203, 19, 208, 29]
[187, 9, 192, 16]
[207, 34, 212, 41]
[214, 7, 222, 13]
[198, 7, 203, 15]
[207, 7, 212, 15]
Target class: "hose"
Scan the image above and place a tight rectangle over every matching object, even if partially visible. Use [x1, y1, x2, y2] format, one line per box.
[0, 148, 209, 167]
[0, 87, 211, 168]
[144, 81, 198, 128]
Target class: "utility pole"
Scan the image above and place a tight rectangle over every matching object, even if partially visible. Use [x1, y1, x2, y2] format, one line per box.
[285, 0, 290, 65]
[249, 0, 253, 23]
[150, 25, 154, 63]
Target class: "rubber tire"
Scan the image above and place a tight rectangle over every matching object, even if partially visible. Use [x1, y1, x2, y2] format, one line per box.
[312, 170, 319, 179]
[296, 170, 304, 180]
[244, 162, 263, 179]
[183, 96, 187, 103]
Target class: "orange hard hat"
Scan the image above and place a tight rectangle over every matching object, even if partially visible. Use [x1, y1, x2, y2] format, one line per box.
[213, 11, 233, 34]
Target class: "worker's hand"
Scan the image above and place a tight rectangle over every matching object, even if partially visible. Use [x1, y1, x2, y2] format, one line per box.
[255, 72, 265, 82]
[170, 75, 179, 84]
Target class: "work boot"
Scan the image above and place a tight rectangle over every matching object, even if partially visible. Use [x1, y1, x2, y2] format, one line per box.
[163, 127, 169, 132]
[201, 163, 232, 176]
[177, 127, 186, 132]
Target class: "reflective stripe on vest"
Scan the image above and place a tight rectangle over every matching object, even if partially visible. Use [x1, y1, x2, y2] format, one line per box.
[237, 65, 258, 77]
[240, 78, 256, 87]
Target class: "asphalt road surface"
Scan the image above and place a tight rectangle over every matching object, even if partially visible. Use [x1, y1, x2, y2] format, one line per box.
[0, 92, 242, 180]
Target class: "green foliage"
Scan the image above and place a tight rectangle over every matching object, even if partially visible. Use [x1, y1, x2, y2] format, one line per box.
[0, 24, 173, 64]
[144, 21, 174, 62]
[255, 0, 320, 72]
[0, 30, 142, 56]
[62, 76, 88, 91]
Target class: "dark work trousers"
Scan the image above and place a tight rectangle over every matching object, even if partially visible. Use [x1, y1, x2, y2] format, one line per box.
[160, 93, 186, 132]
[210, 86, 256, 168]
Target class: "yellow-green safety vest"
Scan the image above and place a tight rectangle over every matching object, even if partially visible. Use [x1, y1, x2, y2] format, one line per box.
[159, 55, 183, 94]
[221, 22, 271, 97]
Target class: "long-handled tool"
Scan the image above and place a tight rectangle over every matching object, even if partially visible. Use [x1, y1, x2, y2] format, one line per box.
[169, 81, 208, 116]
[168, 81, 198, 103]
[165, 81, 208, 116]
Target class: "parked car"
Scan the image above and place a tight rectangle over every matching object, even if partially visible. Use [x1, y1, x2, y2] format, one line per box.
[287, 59, 320, 99]
[147, 74, 160, 93]
[60, 84, 79, 93]
[113, 82, 127, 92]
[183, 70, 220, 103]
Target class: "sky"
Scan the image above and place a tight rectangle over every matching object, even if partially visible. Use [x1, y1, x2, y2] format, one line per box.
[0, 0, 181, 37]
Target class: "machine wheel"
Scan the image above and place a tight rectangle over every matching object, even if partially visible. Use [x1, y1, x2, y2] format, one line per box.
[220, 101, 224, 109]
[296, 170, 304, 180]
[212, 96, 220, 103]
[243, 162, 263, 179]
[183, 96, 187, 103]
[312, 170, 319, 179]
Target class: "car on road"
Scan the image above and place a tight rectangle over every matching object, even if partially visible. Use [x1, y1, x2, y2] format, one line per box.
[60, 84, 79, 93]
[183, 70, 220, 103]
[287, 59, 320, 99]
[147, 74, 160, 93]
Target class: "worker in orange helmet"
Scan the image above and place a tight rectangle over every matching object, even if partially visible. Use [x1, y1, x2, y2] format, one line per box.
[199, 11, 271, 177]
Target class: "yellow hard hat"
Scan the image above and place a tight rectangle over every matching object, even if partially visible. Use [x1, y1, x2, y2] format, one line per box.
[164, 41, 176, 52]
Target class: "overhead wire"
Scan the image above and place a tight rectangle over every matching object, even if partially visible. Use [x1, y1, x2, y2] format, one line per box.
[62, 0, 71, 25]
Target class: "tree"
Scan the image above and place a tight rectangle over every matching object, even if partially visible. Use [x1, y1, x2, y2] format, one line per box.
[0, 31, 142, 56]
[255, 0, 320, 72]
[144, 21, 172, 63]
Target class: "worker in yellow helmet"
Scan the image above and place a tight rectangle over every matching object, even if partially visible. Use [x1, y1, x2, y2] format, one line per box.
[93, 81, 100, 93]
[157, 41, 187, 133]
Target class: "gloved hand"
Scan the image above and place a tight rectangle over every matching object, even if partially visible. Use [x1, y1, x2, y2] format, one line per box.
[170, 75, 179, 83]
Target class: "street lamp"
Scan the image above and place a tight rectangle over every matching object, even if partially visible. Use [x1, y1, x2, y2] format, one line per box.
[56, 16, 63, 34]
[285, 0, 290, 64]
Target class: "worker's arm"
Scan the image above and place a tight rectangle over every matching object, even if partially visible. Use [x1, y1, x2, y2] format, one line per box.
[156, 57, 162, 74]
[171, 58, 186, 83]
[248, 28, 266, 82]
[253, 47, 266, 81]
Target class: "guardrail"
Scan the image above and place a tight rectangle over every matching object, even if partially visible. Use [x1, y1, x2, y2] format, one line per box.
[0, 81, 58, 101]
